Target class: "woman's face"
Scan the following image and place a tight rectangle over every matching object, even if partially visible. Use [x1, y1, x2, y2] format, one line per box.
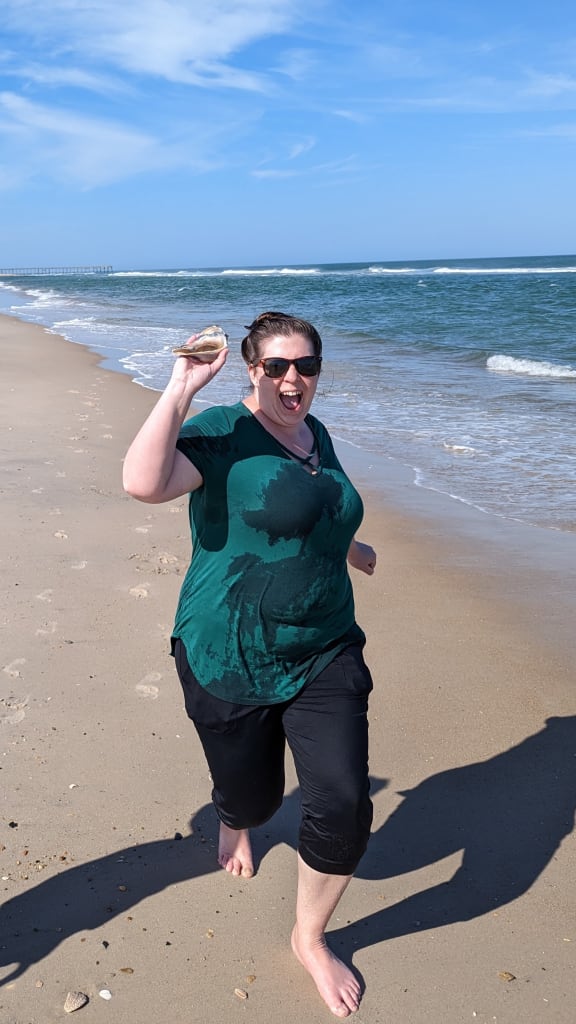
[247, 332, 320, 428]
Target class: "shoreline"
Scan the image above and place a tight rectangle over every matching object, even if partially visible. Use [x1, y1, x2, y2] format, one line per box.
[3, 306, 575, 664]
[2, 312, 575, 1023]
[2, 271, 574, 538]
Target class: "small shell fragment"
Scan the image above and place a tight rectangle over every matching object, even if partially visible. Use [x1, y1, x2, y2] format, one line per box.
[173, 325, 228, 362]
[99, 989, 113, 1000]
[234, 988, 248, 1000]
[498, 971, 516, 982]
[64, 991, 89, 1013]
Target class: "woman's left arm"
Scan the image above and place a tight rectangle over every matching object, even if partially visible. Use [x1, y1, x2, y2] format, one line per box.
[347, 538, 377, 576]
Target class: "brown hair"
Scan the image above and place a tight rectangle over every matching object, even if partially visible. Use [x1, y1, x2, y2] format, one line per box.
[241, 311, 322, 366]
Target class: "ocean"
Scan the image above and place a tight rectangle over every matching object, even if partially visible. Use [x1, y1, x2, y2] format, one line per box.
[2, 255, 575, 535]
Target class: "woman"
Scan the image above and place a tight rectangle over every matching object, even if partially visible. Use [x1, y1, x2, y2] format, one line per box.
[123, 312, 376, 1018]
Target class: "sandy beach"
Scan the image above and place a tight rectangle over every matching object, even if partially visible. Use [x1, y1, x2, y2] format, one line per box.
[1, 312, 575, 1024]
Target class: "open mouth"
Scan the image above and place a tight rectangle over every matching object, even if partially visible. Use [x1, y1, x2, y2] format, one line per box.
[279, 390, 302, 411]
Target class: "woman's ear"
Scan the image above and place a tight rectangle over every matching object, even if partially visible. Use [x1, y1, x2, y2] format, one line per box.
[247, 363, 260, 389]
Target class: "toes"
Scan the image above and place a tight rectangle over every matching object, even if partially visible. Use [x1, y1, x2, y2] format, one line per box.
[331, 1006, 351, 1019]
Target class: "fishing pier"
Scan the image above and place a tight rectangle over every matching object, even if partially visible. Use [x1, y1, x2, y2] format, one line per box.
[0, 265, 113, 276]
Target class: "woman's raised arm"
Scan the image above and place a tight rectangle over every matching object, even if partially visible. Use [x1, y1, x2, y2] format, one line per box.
[122, 345, 228, 503]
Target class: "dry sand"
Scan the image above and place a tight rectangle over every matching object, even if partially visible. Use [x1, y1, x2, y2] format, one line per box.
[1, 313, 575, 1023]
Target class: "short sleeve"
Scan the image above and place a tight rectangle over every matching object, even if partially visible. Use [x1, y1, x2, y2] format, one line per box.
[175, 406, 238, 482]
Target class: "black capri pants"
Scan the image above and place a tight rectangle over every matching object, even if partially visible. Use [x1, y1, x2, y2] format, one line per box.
[173, 639, 374, 876]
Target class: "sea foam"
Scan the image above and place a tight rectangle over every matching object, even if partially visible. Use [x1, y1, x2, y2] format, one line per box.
[487, 354, 576, 378]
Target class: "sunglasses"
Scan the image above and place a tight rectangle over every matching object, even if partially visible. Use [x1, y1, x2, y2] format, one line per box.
[255, 356, 322, 378]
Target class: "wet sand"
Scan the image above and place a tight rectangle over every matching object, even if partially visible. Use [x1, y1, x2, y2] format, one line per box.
[1, 313, 575, 1023]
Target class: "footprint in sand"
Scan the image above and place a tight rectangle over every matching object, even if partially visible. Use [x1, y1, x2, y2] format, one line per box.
[158, 552, 178, 566]
[129, 583, 150, 599]
[36, 621, 57, 637]
[135, 672, 161, 700]
[3, 658, 26, 678]
[0, 695, 29, 726]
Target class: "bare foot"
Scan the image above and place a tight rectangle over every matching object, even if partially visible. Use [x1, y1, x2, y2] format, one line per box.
[218, 822, 254, 878]
[291, 924, 361, 1017]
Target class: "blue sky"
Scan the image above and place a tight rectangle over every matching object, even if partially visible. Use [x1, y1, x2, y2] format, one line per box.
[1, 0, 575, 268]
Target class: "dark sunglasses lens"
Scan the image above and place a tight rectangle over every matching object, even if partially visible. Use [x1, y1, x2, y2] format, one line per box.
[263, 359, 289, 378]
[295, 357, 321, 376]
[261, 356, 321, 377]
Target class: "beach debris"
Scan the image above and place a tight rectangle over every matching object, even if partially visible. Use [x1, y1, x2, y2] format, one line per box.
[173, 325, 228, 362]
[498, 971, 517, 982]
[234, 988, 248, 1000]
[120, 967, 134, 974]
[99, 989, 112, 1000]
[206, 928, 215, 938]
[246, 975, 256, 984]
[64, 990, 89, 1013]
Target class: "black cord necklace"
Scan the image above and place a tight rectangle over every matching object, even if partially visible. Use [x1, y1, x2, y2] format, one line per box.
[276, 434, 321, 474]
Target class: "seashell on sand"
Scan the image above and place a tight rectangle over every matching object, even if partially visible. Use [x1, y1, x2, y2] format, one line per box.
[64, 991, 89, 1013]
[172, 325, 228, 362]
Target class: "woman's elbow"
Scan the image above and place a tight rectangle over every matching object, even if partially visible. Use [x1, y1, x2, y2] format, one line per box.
[122, 469, 162, 503]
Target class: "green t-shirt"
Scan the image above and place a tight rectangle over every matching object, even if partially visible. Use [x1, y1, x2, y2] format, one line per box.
[172, 402, 365, 704]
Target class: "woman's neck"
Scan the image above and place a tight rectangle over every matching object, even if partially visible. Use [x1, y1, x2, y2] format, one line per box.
[243, 399, 313, 453]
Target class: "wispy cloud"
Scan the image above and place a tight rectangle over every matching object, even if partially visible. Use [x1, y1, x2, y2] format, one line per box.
[251, 153, 360, 180]
[332, 109, 369, 124]
[4, 62, 129, 96]
[520, 121, 576, 139]
[2, 0, 301, 91]
[251, 168, 301, 179]
[272, 48, 318, 81]
[0, 92, 224, 187]
[288, 136, 316, 159]
[520, 72, 576, 98]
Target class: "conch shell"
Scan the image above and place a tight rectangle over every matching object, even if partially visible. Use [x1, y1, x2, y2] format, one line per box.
[172, 325, 228, 362]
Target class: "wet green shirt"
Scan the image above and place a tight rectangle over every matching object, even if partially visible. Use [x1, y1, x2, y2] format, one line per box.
[172, 402, 365, 704]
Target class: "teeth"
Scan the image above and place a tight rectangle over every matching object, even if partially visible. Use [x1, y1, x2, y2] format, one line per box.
[282, 391, 301, 397]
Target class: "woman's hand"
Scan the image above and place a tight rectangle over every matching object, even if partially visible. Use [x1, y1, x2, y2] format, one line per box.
[347, 539, 377, 575]
[170, 334, 228, 392]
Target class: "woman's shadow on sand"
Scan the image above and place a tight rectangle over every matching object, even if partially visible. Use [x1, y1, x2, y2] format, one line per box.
[1, 715, 575, 984]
